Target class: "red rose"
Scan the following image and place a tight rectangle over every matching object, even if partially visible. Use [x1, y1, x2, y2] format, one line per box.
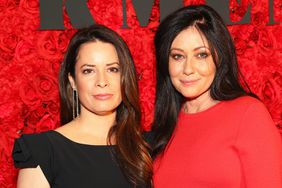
[46, 101, 60, 114]
[253, 12, 269, 25]
[0, 9, 25, 35]
[56, 30, 75, 52]
[0, 102, 18, 120]
[0, 79, 14, 106]
[35, 114, 58, 132]
[258, 28, 277, 56]
[234, 37, 247, 56]
[261, 78, 282, 124]
[37, 31, 65, 60]
[249, 27, 259, 43]
[273, 1, 281, 19]
[0, 32, 19, 62]
[0, 0, 18, 11]
[19, 82, 41, 110]
[51, 61, 61, 73]
[14, 40, 35, 62]
[32, 71, 59, 101]
[19, 0, 39, 15]
[89, 0, 122, 26]
[34, 103, 47, 119]
[251, 0, 266, 14]
[272, 25, 282, 49]
[252, 68, 282, 127]
[0, 33, 19, 54]
[261, 78, 279, 102]
[23, 111, 38, 131]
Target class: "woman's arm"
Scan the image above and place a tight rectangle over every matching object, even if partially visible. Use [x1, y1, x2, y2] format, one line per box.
[235, 99, 282, 188]
[17, 166, 50, 188]
[13, 133, 53, 188]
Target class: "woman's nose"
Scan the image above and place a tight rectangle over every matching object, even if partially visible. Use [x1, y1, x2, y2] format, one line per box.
[95, 72, 108, 88]
[183, 58, 194, 75]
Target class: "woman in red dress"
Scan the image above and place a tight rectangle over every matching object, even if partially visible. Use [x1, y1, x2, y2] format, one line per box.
[152, 4, 282, 188]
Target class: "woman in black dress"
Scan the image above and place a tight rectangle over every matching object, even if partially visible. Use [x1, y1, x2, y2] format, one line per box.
[12, 24, 152, 188]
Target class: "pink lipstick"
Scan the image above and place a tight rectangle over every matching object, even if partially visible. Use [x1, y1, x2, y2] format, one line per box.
[93, 94, 113, 100]
[180, 79, 199, 86]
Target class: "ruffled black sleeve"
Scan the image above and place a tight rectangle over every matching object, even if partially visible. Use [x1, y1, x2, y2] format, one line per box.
[13, 136, 37, 168]
[12, 133, 53, 184]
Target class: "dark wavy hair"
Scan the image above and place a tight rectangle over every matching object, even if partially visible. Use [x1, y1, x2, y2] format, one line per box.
[59, 24, 152, 186]
[152, 5, 255, 158]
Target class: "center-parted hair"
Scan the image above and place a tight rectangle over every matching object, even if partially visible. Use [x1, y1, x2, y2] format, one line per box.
[152, 5, 254, 158]
[59, 24, 152, 186]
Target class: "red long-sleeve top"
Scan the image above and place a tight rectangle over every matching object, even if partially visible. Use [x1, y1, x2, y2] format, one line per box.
[153, 96, 282, 188]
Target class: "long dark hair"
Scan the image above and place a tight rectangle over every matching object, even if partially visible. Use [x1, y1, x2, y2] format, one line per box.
[152, 5, 255, 158]
[59, 24, 152, 186]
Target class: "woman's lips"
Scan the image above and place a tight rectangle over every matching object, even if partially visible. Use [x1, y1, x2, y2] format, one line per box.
[180, 79, 200, 86]
[93, 94, 113, 100]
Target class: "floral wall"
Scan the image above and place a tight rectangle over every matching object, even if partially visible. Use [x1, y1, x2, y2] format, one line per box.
[0, 0, 281, 187]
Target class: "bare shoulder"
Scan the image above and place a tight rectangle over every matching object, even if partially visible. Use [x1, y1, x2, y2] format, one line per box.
[17, 166, 50, 188]
[54, 122, 75, 136]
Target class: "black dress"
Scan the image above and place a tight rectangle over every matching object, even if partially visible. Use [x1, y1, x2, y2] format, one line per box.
[12, 130, 144, 188]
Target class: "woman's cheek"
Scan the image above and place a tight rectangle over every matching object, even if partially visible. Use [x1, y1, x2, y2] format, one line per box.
[169, 62, 182, 77]
[196, 61, 216, 77]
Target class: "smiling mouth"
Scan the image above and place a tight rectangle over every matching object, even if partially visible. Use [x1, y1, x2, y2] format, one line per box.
[93, 94, 113, 100]
[180, 79, 199, 86]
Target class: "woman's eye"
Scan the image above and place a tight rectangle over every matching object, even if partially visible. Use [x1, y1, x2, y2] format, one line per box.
[170, 54, 185, 61]
[82, 69, 93, 74]
[108, 67, 120, 73]
[196, 52, 209, 59]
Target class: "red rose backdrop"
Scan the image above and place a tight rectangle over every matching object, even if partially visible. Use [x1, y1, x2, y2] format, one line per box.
[0, 0, 281, 187]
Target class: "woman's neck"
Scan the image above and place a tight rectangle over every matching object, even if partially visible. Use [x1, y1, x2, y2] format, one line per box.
[58, 107, 117, 145]
[74, 108, 116, 134]
[184, 91, 219, 114]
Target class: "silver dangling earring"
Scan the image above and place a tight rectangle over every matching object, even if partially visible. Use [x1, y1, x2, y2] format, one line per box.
[72, 89, 80, 119]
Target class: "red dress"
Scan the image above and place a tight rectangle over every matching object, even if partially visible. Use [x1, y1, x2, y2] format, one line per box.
[153, 96, 282, 188]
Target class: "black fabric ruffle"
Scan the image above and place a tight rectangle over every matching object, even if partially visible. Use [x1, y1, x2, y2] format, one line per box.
[12, 136, 37, 168]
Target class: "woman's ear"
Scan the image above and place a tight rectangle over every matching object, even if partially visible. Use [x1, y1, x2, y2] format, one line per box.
[68, 73, 76, 90]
